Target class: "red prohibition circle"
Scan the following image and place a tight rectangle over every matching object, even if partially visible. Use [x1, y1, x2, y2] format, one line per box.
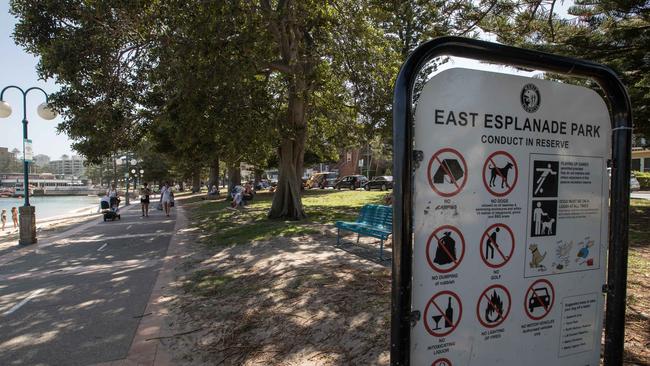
[479, 223, 515, 268]
[476, 284, 511, 328]
[482, 150, 518, 197]
[425, 225, 466, 273]
[427, 147, 468, 197]
[424, 290, 463, 337]
[432, 358, 452, 366]
[524, 279, 555, 320]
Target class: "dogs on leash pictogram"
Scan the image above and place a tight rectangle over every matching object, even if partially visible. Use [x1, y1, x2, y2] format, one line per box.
[476, 284, 511, 328]
[525, 279, 555, 320]
[531, 200, 557, 237]
[424, 290, 463, 337]
[532, 160, 559, 197]
[426, 225, 466, 273]
[480, 223, 515, 268]
[482, 151, 518, 197]
[432, 358, 452, 366]
[427, 148, 468, 197]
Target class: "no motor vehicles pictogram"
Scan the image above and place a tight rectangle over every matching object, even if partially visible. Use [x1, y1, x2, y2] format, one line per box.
[482, 151, 518, 197]
[427, 148, 468, 197]
[476, 284, 511, 328]
[424, 290, 463, 337]
[480, 223, 515, 268]
[525, 279, 555, 320]
[426, 225, 466, 273]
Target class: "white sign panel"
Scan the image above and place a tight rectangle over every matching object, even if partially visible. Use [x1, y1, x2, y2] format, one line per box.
[411, 68, 610, 366]
[23, 139, 33, 162]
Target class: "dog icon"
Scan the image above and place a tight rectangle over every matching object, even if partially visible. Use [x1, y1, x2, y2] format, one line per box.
[529, 244, 547, 270]
[541, 217, 555, 235]
[489, 162, 514, 189]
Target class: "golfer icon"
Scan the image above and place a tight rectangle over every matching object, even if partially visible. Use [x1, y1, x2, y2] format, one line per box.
[485, 227, 500, 260]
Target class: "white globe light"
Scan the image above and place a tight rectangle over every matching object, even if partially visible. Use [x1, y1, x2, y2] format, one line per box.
[0, 101, 12, 118]
[130, 159, 137, 165]
[37, 102, 57, 120]
[131, 169, 136, 174]
[139, 169, 144, 174]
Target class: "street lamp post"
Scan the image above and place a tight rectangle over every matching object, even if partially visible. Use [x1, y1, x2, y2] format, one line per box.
[0, 86, 57, 245]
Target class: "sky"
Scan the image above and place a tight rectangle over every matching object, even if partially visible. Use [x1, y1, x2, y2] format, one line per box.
[0, 1, 574, 160]
[0, 1, 72, 159]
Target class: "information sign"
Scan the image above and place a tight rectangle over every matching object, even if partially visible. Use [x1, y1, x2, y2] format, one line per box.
[410, 68, 610, 365]
[23, 139, 33, 162]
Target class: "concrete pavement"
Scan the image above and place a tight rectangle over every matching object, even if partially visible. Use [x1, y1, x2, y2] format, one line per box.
[0, 203, 181, 366]
[631, 191, 650, 200]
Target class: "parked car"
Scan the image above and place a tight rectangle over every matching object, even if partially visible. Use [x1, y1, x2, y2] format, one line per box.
[305, 172, 338, 189]
[363, 176, 393, 191]
[607, 168, 641, 192]
[334, 175, 368, 190]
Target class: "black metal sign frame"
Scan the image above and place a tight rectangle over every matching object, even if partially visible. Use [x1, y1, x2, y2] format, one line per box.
[392, 36, 632, 366]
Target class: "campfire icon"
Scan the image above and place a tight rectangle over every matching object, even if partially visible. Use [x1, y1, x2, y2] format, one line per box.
[485, 290, 504, 323]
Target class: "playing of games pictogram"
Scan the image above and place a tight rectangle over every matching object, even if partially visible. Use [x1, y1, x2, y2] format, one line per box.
[532, 160, 559, 197]
[427, 148, 468, 197]
[482, 151, 518, 197]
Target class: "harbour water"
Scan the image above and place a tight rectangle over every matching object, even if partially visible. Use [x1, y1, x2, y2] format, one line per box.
[0, 196, 100, 221]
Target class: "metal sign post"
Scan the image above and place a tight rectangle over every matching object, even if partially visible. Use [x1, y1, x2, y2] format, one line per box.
[392, 37, 632, 366]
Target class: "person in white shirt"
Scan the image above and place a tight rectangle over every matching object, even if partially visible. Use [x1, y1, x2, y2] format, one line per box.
[160, 182, 174, 217]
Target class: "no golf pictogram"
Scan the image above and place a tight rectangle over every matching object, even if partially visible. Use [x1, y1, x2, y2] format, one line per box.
[482, 151, 518, 197]
[424, 290, 462, 337]
[426, 225, 465, 273]
[427, 148, 468, 197]
[480, 223, 515, 268]
[432, 358, 452, 366]
[525, 279, 555, 320]
[477, 284, 511, 328]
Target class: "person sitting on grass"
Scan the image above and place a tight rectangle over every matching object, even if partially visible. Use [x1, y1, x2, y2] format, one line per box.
[230, 184, 244, 208]
[208, 185, 219, 196]
[242, 183, 254, 205]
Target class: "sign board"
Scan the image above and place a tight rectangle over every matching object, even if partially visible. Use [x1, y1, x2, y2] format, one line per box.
[358, 159, 364, 167]
[410, 68, 610, 365]
[23, 139, 33, 162]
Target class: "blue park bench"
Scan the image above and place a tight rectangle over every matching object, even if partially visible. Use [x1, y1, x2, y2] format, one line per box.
[335, 204, 393, 260]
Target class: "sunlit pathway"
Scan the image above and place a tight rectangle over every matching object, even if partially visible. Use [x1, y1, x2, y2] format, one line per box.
[0, 205, 178, 366]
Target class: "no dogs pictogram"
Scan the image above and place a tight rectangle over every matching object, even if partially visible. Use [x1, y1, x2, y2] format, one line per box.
[432, 358, 452, 366]
[480, 223, 515, 268]
[476, 284, 511, 328]
[482, 151, 518, 197]
[427, 148, 468, 197]
[424, 290, 462, 337]
[426, 225, 465, 273]
[525, 279, 555, 320]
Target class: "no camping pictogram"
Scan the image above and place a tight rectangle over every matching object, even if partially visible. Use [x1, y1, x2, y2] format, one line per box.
[482, 151, 518, 197]
[424, 290, 462, 337]
[432, 358, 452, 366]
[480, 223, 515, 268]
[476, 284, 511, 328]
[427, 148, 468, 197]
[426, 225, 465, 273]
[525, 279, 555, 320]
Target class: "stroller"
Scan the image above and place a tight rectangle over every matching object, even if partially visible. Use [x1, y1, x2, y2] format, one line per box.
[100, 196, 121, 221]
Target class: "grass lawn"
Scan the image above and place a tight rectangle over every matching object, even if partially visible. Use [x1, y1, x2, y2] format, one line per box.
[184, 189, 388, 247]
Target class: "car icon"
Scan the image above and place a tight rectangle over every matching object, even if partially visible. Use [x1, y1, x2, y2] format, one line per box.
[528, 287, 551, 313]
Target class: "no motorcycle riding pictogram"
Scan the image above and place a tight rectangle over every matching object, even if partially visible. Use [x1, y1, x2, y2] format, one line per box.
[482, 151, 518, 197]
[427, 148, 468, 197]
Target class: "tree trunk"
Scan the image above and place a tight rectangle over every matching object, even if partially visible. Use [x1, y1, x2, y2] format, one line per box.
[227, 162, 241, 193]
[269, 82, 307, 220]
[112, 154, 117, 187]
[208, 157, 220, 191]
[191, 168, 201, 193]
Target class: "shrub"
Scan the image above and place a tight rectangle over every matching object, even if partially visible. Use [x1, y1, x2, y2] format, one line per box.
[634, 171, 650, 189]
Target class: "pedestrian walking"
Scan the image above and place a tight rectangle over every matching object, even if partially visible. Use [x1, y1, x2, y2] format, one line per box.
[1, 209, 6, 231]
[160, 182, 173, 217]
[107, 184, 120, 208]
[11, 207, 18, 228]
[140, 182, 152, 217]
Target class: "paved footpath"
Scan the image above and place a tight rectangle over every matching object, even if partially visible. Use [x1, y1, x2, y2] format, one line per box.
[0, 203, 184, 366]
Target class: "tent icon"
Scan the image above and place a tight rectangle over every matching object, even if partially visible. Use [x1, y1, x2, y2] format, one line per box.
[433, 159, 464, 184]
